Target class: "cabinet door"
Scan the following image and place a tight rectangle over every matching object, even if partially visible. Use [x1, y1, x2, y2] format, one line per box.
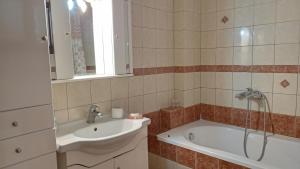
[68, 159, 114, 169]
[114, 139, 148, 169]
[0, 0, 52, 111]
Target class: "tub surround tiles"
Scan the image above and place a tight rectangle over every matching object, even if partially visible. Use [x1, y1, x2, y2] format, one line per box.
[199, 104, 299, 138]
[148, 140, 249, 169]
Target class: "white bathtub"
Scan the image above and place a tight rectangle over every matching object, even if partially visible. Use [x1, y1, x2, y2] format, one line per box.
[157, 120, 300, 169]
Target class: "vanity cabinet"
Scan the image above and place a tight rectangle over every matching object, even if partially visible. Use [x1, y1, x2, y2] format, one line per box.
[61, 128, 149, 169]
[68, 160, 114, 169]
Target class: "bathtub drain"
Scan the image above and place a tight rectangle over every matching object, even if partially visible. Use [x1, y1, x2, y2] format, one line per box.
[188, 133, 195, 141]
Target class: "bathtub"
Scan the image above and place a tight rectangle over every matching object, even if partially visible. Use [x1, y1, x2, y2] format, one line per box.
[157, 120, 300, 169]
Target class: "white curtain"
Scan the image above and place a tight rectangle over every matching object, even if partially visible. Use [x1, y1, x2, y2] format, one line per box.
[70, 6, 87, 75]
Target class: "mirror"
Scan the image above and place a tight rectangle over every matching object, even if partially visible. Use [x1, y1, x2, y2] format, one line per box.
[49, 0, 132, 80]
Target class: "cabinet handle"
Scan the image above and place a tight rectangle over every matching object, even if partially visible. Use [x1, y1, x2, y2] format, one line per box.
[12, 121, 18, 127]
[15, 148, 22, 154]
[41, 36, 48, 41]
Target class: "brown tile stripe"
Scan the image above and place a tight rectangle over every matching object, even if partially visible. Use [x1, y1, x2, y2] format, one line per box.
[149, 138, 249, 169]
[133, 65, 299, 75]
[199, 104, 299, 138]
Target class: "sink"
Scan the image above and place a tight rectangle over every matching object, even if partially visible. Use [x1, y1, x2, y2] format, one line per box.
[56, 118, 150, 153]
[74, 119, 142, 139]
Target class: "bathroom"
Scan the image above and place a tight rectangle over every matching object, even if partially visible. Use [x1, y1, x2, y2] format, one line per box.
[1, 0, 300, 168]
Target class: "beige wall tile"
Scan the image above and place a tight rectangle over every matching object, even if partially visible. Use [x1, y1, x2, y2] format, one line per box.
[216, 72, 233, 89]
[217, 28, 234, 47]
[275, 21, 300, 44]
[157, 74, 171, 92]
[272, 94, 296, 115]
[129, 96, 144, 114]
[143, 93, 157, 113]
[234, 6, 254, 27]
[201, 88, 216, 105]
[233, 72, 251, 90]
[253, 24, 275, 45]
[277, 0, 300, 22]
[253, 45, 274, 65]
[91, 79, 111, 103]
[201, 72, 216, 88]
[216, 89, 233, 107]
[217, 9, 234, 29]
[275, 44, 299, 65]
[129, 76, 144, 97]
[157, 91, 171, 109]
[273, 73, 298, 94]
[201, 49, 216, 65]
[201, 0, 217, 13]
[254, 2, 276, 25]
[216, 47, 233, 65]
[252, 73, 274, 92]
[144, 75, 157, 94]
[52, 83, 67, 111]
[217, 0, 234, 11]
[67, 81, 91, 108]
[68, 105, 89, 121]
[235, 0, 254, 8]
[54, 110, 68, 124]
[234, 27, 253, 46]
[111, 77, 129, 100]
[233, 46, 253, 65]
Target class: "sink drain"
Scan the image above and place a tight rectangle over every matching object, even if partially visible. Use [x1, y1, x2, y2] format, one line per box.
[94, 127, 98, 131]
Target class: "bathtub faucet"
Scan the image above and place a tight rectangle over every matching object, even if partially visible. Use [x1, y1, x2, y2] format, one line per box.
[235, 88, 253, 99]
[236, 88, 264, 101]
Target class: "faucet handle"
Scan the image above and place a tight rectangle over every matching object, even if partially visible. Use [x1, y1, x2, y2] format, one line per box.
[89, 104, 100, 113]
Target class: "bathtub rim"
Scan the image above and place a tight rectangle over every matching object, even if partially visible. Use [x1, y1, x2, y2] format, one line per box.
[157, 120, 300, 169]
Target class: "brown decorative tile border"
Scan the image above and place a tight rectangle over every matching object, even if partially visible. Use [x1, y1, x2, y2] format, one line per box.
[199, 104, 299, 138]
[149, 140, 249, 169]
[133, 65, 300, 76]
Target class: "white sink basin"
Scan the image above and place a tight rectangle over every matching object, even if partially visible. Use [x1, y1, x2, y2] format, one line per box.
[56, 118, 150, 153]
[74, 119, 143, 139]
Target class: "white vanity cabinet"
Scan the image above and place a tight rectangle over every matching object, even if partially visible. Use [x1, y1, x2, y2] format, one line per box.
[59, 128, 149, 169]
[68, 160, 114, 169]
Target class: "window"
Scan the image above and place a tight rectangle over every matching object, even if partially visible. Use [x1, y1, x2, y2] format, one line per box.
[50, 0, 132, 80]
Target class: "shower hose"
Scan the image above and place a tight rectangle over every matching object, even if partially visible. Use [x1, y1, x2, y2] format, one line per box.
[243, 93, 274, 161]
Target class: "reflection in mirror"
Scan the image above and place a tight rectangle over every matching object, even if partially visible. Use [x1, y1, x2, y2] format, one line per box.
[69, 0, 95, 75]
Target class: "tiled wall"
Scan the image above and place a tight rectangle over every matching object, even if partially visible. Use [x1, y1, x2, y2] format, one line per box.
[52, 0, 175, 124]
[174, 0, 201, 108]
[51, 0, 300, 168]
[197, 0, 300, 137]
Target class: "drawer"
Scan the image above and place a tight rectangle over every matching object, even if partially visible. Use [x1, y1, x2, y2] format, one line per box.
[2, 153, 57, 169]
[0, 105, 54, 140]
[0, 129, 56, 168]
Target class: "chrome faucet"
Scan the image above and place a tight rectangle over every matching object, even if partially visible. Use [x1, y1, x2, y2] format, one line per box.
[235, 88, 253, 99]
[87, 105, 103, 124]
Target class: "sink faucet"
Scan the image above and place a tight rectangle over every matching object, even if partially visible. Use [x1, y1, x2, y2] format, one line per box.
[87, 105, 103, 124]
